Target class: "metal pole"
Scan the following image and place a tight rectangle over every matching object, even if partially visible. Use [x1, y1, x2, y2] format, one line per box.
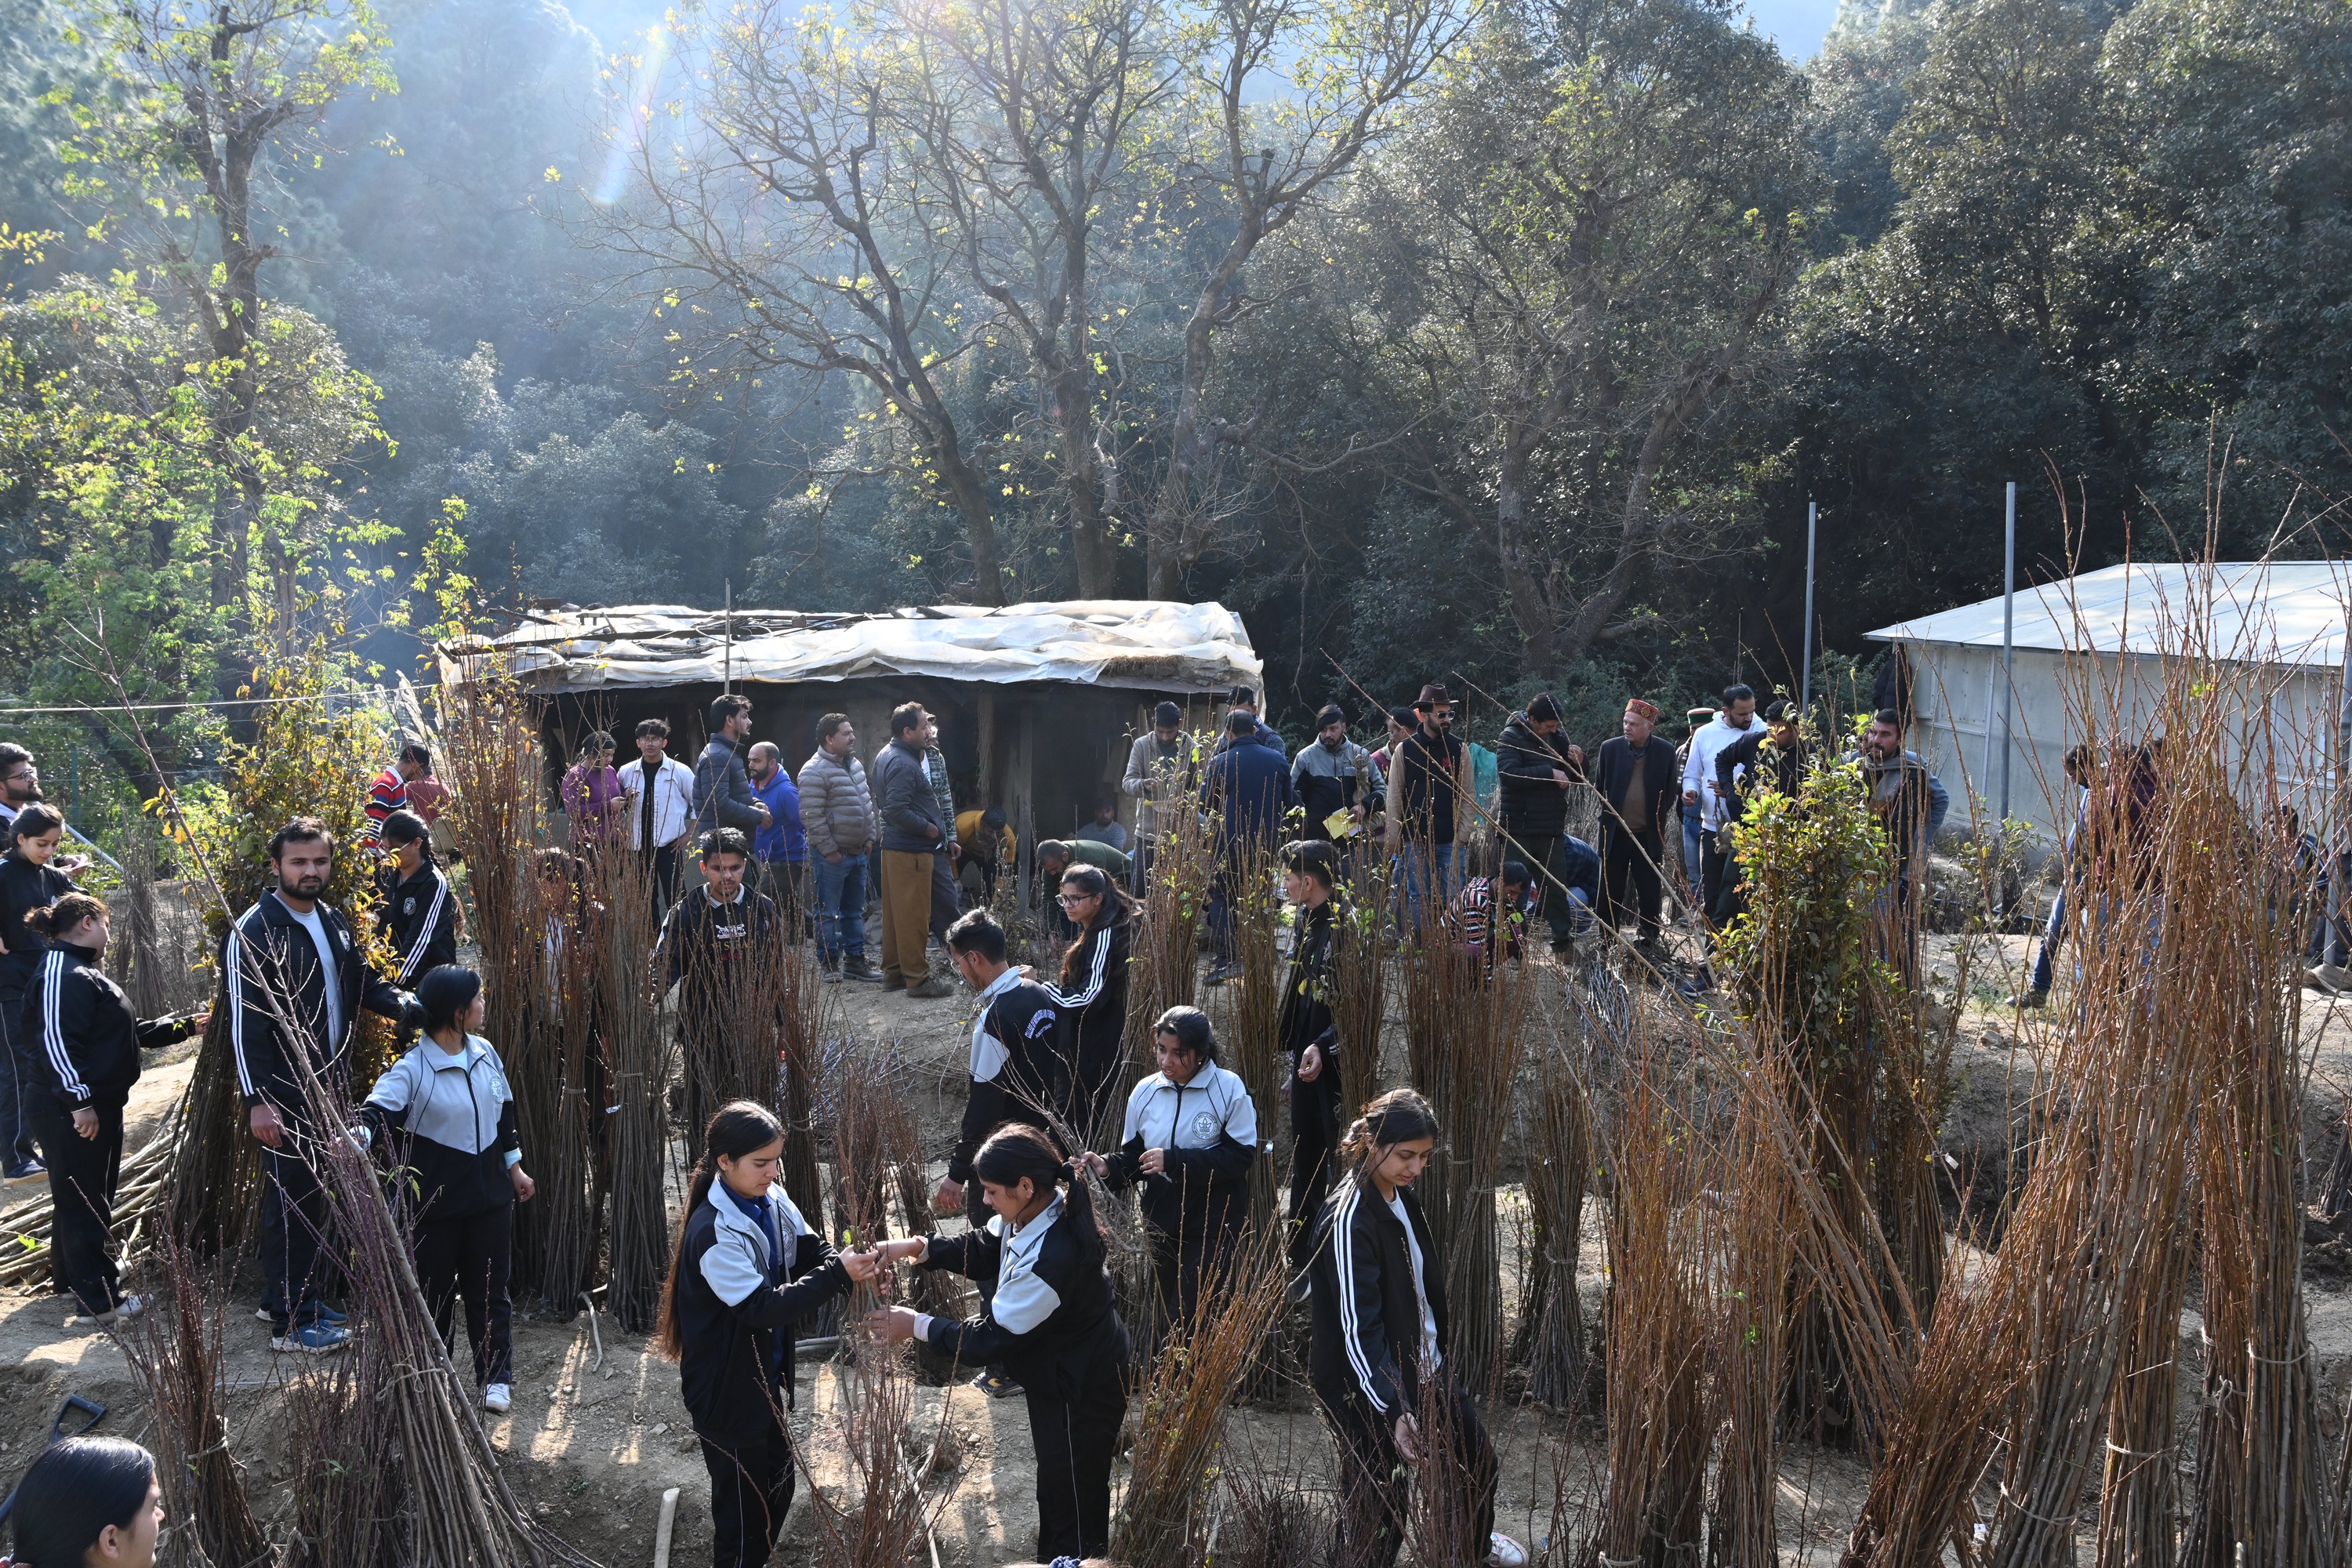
[1799, 502, 1817, 713]
[723, 579, 734, 694]
[1998, 481, 2016, 821]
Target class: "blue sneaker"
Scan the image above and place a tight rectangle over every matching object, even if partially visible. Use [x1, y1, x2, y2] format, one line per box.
[270, 1321, 350, 1355]
[3, 1158, 44, 1186]
[312, 1303, 350, 1327]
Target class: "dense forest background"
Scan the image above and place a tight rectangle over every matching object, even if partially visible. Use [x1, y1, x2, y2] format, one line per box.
[2, 0, 2347, 808]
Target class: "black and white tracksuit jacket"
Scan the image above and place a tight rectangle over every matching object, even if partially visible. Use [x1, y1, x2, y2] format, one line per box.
[1307, 1180, 1450, 1421]
[360, 1035, 521, 1220]
[1103, 1065, 1257, 1240]
[16, 941, 201, 1116]
[378, 862, 459, 986]
[917, 1195, 1130, 1400]
[671, 1183, 848, 1441]
[949, 967, 1066, 1185]
[223, 893, 410, 1116]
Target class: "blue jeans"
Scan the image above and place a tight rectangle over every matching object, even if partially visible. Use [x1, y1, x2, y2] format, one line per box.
[1401, 842, 1457, 929]
[813, 853, 869, 964]
[1682, 811, 1704, 901]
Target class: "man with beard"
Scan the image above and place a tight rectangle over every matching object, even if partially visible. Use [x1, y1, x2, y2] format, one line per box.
[0, 746, 90, 874]
[225, 818, 415, 1352]
[1494, 693, 1587, 954]
[1290, 706, 1379, 845]
[1853, 710, 1950, 980]
[656, 829, 787, 1134]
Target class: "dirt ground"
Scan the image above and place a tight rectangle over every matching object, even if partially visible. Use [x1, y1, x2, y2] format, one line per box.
[7, 933, 2352, 1565]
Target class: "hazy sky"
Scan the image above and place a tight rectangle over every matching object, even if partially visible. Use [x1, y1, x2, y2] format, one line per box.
[1744, 0, 1843, 58]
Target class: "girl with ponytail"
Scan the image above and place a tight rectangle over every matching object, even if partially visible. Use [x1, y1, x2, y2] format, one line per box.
[866, 1123, 1131, 1560]
[1305, 1088, 1523, 1568]
[656, 1101, 877, 1568]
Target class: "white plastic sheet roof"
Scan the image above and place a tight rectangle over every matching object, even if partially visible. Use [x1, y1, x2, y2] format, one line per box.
[1867, 561, 2352, 670]
[437, 599, 1262, 695]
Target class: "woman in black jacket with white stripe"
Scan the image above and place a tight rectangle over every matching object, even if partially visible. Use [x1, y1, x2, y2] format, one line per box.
[657, 1101, 877, 1568]
[868, 1123, 1132, 1561]
[1043, 865, 1132, 1142]
[375, 810, 458, 989]
[1083, 1005, 1256, 1333]
[1306, 1088, 1523, 1568]
[17, 891, 206, 1323]
[356, 965, 534, 1414]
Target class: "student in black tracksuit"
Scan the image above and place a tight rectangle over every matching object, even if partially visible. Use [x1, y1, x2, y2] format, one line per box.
[1041, 865, 1132, 1144]
[1307, 1088, 1523, 1568]
[16, 891, 206, 1321]
[869, 1124, 1132, 1561]
[358, 965, 535, 1414]
[375, 810, 459, 993]
[0, 804, 78, 1183]
[224, 818, 415, 1352]
[937, 908, 1069, 1398]
[1278, 840, 1344, 1267]
[657, 1101, 877, 1568]
[1085, 1005, 1256, 1334]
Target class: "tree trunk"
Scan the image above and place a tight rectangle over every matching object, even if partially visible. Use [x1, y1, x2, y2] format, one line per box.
[1495, 434, 1557, 676]
[931, 441, 1007, 606]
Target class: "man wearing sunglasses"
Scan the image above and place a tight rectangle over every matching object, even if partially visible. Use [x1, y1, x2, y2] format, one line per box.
[1388, 684, 1475, 926]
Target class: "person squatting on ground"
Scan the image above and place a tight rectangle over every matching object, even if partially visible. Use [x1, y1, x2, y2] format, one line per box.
[937, 908, 1067, 1400]
[1084, 1004, 1256, 1334]
[1041, 865, 1134, 1143]
[657, 829, 786, 1134]
[3, 1434, 166, 1568]
[1278, 839, 1344, 1269]
[226, 818, 416, 1353]
[355, 964, 533, 1414]
[1198, 707, 1295, 979]
[866, 1124, 1133, 1563]
[0, 803, 78, 1185]
[869, 704, 955, 998]
[657, 1101, 876, 1568]
[1494, 695, 1590, 954]
[1444, 862, 1536, 978]
[622, 719, 699, 912]
[375, 810, 459, 995]
[797, 713, 881, 984]
[1589, 698, 1679, 949]
[16, 891, 206, 1324]
[1305, 1087, 1524, 1568]
[953, 806, 1015, 909]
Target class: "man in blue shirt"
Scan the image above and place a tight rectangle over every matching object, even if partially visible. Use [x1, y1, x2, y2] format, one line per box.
[746, 742, 809, 937]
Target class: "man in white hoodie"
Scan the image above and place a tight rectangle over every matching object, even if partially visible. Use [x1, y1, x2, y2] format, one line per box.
[1680, 683, 1759, 926]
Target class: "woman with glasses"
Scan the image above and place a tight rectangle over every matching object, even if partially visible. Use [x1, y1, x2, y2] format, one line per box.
[1044, 866, 1133, 1142]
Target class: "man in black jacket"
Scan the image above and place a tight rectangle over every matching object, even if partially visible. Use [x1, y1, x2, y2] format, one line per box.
[693, 694, 773, 840]
[1588, 699, 1679, 947]
[1496, 692, 1590, 953]
[224, 818, 415, 1352]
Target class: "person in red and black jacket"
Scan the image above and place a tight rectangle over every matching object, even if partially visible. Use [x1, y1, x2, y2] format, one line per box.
[223, 818, 414, 1352]
[18, 890, 206, 1323]
[655, 1101, 877, 1568]
[867, 1125, 1133, 1563]
[1305, 1088, 1525, 1568]
[1586, 698, 1680, 948]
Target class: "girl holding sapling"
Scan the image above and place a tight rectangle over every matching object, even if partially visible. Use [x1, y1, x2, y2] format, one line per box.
[866, 1123, 1131, 1561]
[655, 1100, 878, 1568]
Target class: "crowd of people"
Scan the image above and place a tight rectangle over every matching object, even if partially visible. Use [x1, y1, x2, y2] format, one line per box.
[0, 678, 1969, 1568]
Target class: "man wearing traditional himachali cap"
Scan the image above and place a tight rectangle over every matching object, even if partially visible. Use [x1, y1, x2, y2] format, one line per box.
[1589, 697, 1681, 949]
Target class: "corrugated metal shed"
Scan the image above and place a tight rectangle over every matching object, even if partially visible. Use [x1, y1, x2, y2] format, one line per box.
[437, 599, 1261, 696]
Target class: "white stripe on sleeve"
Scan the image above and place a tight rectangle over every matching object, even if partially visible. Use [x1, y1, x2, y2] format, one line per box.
[40, 952, 89, 1100]
[1333, 1187, 1386, 1411]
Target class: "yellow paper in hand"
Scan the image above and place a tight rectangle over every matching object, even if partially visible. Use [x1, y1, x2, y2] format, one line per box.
[1323, 809, 1358, 840]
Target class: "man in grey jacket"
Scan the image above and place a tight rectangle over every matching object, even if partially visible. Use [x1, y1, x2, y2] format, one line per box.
[692, 694, 771, 840]
[798, 714, 881, 982]
[869, 704, 954, 996]
[1123, 702, 1196, 895]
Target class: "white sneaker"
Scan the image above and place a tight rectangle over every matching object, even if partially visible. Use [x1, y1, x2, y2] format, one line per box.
[1487, 1532, 1529, 1568]
[483, 1383, 512, 1414]
[2309, 962, 2350, 994]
